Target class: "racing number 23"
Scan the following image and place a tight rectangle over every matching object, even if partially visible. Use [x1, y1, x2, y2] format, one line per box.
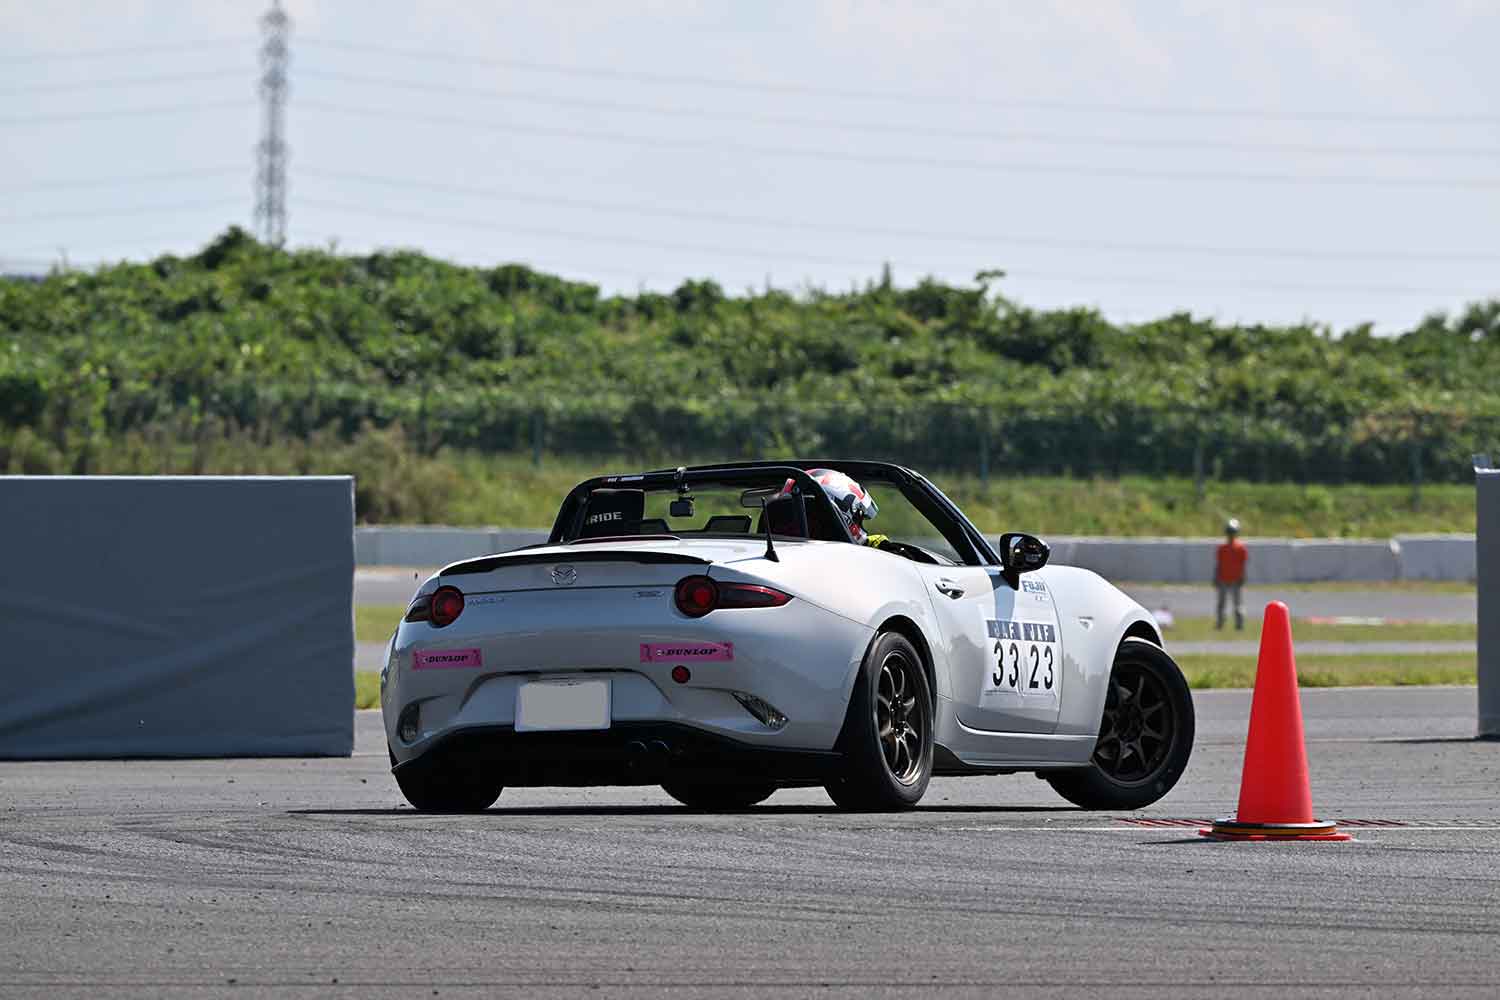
[986, 619, 1057, 696]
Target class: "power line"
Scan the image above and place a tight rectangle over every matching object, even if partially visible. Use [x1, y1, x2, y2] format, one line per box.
[297, 36, 1499, 126]
[6, 230, 229, 257]
[0, 198, 245, 225]
[0, 100, 255, 126]
[297, 69, 1500, 160]
[297, 196, 880, 269]
[299, 101, 1500, 190]
[0, 69, 248, 96]
[4, 37, 249, 63]
[296, 198, 1494, 298]
[1, 167, 244, 194]
[299, 168, 1500, 265]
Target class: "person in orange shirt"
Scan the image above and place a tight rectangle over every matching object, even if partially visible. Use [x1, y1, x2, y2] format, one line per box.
[1215, 518, 1248, 630]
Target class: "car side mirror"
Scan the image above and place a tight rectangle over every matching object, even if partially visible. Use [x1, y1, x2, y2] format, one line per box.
[998, 532, 1049, 588]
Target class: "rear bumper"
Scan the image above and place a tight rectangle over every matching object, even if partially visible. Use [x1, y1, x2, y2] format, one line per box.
[393, 721, 844, 787]
[381, 592, 874, 764]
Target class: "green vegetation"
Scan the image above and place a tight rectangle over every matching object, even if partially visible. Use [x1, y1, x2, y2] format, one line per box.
[1180, 653, 1475, 689]
[3, 228, 1498, 527]
[355, 670, 381, 710]
[1165, 617, 1475, 643]
[357, 604, 404, 644]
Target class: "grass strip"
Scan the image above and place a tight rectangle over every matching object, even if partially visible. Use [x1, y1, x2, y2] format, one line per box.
[1127, 580, 1475, 594]
[357, 605, 405, 644]
[359, 606, 1474, 647]
[1180, 653, 1475, 690]
[355, 671, 381, 710]
[1164, 617, 1475, 643]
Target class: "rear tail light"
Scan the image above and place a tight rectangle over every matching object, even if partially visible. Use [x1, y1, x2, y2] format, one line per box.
[674, 576, 718, 618]
[674, 576, 791, 617]
[718, 584, 792, 609]
[429, 586, 465, 627]
[406, 585, 466, 627]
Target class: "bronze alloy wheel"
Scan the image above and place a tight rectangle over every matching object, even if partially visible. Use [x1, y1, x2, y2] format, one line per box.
[826, 630, 934, 810]
[875, 648, 929, 785]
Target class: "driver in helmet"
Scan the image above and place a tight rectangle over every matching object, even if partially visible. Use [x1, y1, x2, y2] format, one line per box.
[806, 468, 895, 550]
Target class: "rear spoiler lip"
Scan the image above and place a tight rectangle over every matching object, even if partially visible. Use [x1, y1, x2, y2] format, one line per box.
[441, 548, 712, 577]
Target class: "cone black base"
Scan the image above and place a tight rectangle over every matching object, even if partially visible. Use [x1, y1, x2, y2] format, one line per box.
[1199, 817, 1352, 841]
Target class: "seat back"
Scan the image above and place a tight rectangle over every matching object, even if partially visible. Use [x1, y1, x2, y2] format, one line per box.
[578, 489, 645, 537]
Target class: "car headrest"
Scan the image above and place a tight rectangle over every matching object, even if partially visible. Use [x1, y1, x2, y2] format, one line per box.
[579, 489, 645, 537]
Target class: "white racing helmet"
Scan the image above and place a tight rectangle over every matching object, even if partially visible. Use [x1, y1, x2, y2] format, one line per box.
[806, 468, 879, 543]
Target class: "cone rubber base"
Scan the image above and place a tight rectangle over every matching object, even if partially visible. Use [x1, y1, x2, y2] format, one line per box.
[1199, 818, 1352, 842]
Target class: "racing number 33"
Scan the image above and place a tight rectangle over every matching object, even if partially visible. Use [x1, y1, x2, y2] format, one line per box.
[986, 619, 1057, 697]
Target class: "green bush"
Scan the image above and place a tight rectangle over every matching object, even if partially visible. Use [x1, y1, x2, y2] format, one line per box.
[3, 226, 1498, 487]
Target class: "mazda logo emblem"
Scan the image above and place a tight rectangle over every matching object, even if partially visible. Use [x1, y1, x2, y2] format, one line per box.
[551, 564, 577, 586]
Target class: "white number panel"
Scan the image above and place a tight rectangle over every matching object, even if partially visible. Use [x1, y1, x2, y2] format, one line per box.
[981, 617, 1059, 702]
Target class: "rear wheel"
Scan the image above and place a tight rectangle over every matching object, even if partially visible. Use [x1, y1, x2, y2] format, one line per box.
[1045, 638, 1194, 810]
[661, 780, 777, 810]
[825, 632, 933, 811]
[393, 755, 504, 813]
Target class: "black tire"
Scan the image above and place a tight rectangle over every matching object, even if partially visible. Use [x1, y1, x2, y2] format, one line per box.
[824, 631, 934, 811]
[1045, 637, 1194, 810]
[393, 756, 504, 813]
[661, 780, 777, 810]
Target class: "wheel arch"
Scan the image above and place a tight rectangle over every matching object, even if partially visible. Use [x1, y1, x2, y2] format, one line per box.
[1119, 619, 1162, 650]
[875, 614, 938, 712]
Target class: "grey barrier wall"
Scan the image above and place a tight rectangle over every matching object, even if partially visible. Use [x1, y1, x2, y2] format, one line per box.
[0, 476, 354, 759]
[353, 525, 1475, 583]
[1396, 534, 1479, 581]
[1478, 461, 1498, 739]
[354, 526, 546, 567]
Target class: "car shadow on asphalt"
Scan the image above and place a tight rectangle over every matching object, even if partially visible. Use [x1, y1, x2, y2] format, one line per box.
[288, 804, 1083, 817]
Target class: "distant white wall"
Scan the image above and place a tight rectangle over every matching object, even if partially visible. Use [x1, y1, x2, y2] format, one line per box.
[1395, 534, 1478, 581]
[353, 524, 1476, 583]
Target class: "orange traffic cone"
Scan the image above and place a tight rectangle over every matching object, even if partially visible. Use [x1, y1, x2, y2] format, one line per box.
[1201, 601, 1350, 841]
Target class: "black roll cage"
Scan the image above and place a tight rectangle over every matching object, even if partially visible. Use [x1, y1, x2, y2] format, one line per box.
[547, 459, 1001, 568]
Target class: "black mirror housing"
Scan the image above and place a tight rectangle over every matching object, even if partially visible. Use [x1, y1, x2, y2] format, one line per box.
[997, 532, 1050, 588]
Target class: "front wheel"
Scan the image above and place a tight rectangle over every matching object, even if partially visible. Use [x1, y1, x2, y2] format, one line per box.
[824, 631, 934, 811]
[661, 780, 777, 810]
[1045, 637, 1194, 810]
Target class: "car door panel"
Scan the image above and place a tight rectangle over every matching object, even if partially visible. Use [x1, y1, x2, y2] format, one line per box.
[918, 565, 1063, 735]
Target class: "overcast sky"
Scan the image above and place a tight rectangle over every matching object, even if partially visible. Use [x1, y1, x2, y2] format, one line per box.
[4, 1, 1497, 332]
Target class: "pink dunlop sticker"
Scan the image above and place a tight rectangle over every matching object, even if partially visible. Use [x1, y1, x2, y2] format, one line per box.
[640, 642, 734, 663]
[413, 648, 483, 670]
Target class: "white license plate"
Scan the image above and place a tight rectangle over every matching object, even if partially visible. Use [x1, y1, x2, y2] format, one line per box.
[514, 679, 611, 732]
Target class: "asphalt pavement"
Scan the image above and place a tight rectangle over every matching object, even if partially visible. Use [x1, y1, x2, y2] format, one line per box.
[2, 687, 1497, 997]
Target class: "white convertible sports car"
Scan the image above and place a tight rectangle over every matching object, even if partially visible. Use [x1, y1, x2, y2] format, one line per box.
[381, 460, 1194, 812]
